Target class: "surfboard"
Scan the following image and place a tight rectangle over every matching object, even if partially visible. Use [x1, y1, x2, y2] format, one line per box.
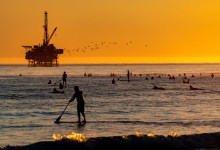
[55, 121, 87, 124]
[55, 120, 145, 124]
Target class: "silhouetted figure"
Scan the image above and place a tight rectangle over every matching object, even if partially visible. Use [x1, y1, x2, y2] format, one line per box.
[19, 74, 22, 76]
[189, 85, 201, 90]
[62, 71, 67, 87]
[48, 80, 52, 84]
[52, 88, 64, 94]
[153, 86, 165, 90]
[151, 76, 154, 80]
[53, 88, 58, 92]
[191, 75, 195, 78]
[145, 76, 148, 80]
[127, 70, 130, 82]
[59, 82, 63, 89]
[69, 86, 86, 123]
[169, 75, 175, 80]
[88, 73, 92, 77]
[110, 73, 116, 77]
[211, 73, 214, 78]
[84, 73, 87, 77]
[112, 78, 116, 84]
[183, 79, 190, 83]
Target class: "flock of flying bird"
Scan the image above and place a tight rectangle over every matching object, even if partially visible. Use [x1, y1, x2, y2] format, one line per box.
[65, 41, 148, 56]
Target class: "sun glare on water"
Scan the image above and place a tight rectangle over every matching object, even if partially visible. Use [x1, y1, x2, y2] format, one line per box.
[135, 131, 177, 138]
[52, 132, 86, 142]
[135, 131, 143, 137]
[52, 131, 177, 142]
[135, 132, 155, 137]
[168, 132, 178, 137]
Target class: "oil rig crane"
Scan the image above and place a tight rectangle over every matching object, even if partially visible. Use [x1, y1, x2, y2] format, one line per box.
[23, 11, 63, 67]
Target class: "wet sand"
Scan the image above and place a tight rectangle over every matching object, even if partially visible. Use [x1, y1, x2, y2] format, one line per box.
[2, 132, 220, 150]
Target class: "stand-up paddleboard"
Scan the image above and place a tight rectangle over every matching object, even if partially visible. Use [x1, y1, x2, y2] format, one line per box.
[54, 120, 145, 124]
[55, 121, 85, 124]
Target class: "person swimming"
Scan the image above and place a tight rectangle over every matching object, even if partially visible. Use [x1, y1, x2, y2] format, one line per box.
[112, 78, 116, 84]
[59, 83, 63, 89]
[153, 86, 165, 90]
[48, 80, 52, 84]
[52, 88, 64, 94]
[189, 85, 202, 90]
[183, 79, 190, 83]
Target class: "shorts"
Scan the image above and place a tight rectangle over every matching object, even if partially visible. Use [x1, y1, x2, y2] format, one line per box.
[77, 104, 84, 113]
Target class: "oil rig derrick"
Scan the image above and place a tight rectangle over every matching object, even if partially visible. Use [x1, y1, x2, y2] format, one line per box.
[23, 11, 63, 67]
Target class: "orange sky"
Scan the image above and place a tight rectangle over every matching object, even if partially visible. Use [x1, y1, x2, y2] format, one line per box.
[1, 0, 220, 64]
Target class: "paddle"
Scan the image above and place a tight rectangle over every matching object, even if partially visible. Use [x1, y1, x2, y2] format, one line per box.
[54, 101, 70, 123]
[52, 79, 61, 86]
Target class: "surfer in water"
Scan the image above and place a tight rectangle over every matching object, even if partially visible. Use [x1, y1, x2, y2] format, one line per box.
[69, 86, 86, 123]
[52, 88, 64, 94]
[48, 80, 52, 84]
[112, 78, 116, 84]
[153, 86, 165, 90]
[189, 85, 203, 90]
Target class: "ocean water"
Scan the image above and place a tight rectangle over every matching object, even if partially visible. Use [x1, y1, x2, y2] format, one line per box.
[1, 64, 220, 146]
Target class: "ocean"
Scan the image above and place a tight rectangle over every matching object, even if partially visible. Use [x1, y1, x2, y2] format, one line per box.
[1, 64, 220, 146]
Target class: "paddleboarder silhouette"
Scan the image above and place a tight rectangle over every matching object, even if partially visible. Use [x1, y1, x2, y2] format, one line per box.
[69, 86, 86, 123]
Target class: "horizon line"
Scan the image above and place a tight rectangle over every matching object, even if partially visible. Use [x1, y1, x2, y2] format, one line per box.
[1, 62, 220, 65]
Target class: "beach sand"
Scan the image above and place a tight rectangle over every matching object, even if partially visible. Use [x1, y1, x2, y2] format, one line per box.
[2, 132, 220, 150]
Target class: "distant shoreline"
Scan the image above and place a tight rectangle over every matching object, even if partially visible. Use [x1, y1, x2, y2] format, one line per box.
[2, 132, 220, 150]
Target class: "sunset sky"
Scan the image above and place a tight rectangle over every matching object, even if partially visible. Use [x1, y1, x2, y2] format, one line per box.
[1, 0, 220, 64]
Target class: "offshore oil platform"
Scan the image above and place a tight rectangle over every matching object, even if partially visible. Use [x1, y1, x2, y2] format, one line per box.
[23, 11, 63, 67]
